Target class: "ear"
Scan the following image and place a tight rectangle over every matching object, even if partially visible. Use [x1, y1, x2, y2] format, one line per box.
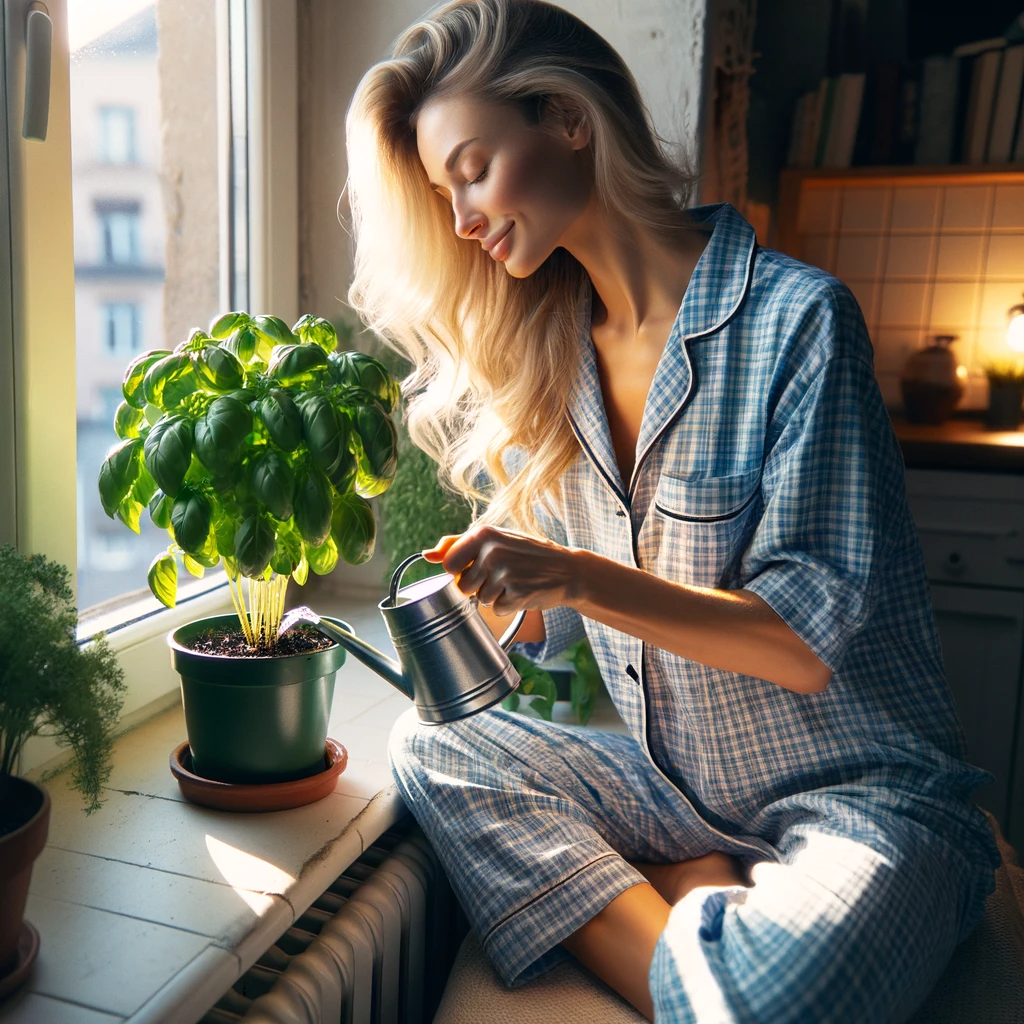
[546, 97, 591, 150]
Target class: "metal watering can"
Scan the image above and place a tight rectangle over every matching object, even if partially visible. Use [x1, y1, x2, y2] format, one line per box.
[280, 552, 525, 724]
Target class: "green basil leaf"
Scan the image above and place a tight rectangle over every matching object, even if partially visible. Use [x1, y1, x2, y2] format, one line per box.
[194, 396, 253, 474]
[171, 489, 212, 555]
[122, 349, 171, 409]
[269, 343, 328, 386]
[331, 491, 376, 565]
[114, 401, 145, 440]
[149, 490, 174, 529]
[143, 416, 194, 498]
[270, 524, 303, 576]
[132, 465, 159, 507]
[291, 552, 309, 587]
[142, 353, 196, 410]
[509, 654, 557, 721]
[249, 449, 295, 521]
[251, 314, 295, 347]
[307, 535, 339, 576]
[327, 350, 400, 413]
[293, 314, 338, 354]
[257, 388, 304, 451]
[210, 310, 251, 339]
[183, 553, 205, 578]
[292, 464, 333, 546]
[299, 393, 346, 475]
[351, 402, 398, 498]
[193, 344, 245, 394]
[234, 513, 276, 578]
[116, 495, 143, 533]
[98, 437, 143, 518]
[147, 551, 178, 608]
[176, 328, 213, 354]
[224, 325, 258, 363]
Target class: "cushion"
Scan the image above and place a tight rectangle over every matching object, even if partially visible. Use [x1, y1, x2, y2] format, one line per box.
[434, 819, 1024, 1024]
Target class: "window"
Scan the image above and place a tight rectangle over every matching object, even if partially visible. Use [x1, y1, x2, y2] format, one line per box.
[102, 303, 141, 356]
[98, 106, 135, 163]
[98, 206, 140, 265]
[2, 0, 298, 769]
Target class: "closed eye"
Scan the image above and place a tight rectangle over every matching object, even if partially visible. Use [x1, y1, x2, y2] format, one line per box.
[469, 165, 488, 185]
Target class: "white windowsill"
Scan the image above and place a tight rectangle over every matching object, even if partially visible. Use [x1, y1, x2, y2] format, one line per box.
[0, 595, 411, 1024]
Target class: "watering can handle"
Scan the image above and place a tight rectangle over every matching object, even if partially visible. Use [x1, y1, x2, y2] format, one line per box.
[391, 552, 527, 651]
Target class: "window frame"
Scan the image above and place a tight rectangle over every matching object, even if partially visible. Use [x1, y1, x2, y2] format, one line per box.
[3, 0, 300, 777]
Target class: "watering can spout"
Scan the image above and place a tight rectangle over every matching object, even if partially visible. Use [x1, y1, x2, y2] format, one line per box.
[278, 608, 412, 698]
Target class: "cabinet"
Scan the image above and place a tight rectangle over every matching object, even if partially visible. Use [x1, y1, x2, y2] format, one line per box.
[906, 469, 1024, 848]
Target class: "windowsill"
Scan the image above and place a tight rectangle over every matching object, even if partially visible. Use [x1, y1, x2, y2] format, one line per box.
[0, 595, 411, 1024]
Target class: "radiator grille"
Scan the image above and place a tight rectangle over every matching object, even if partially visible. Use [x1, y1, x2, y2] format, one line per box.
[199, 818, 467, 1024]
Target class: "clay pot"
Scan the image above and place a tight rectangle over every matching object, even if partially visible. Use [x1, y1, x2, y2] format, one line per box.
[900, 336, 964, 425]
[168, 614, 349, 785]
[0, 777, 50, 978]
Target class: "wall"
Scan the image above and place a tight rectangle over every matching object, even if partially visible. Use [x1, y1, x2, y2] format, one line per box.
[296, 0, 709, 592]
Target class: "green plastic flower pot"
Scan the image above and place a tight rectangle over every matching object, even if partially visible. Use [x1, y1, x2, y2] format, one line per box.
[169, 613, 348, 784]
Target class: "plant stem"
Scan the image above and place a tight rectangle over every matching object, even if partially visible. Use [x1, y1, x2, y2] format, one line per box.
[236, 574, 288, 651]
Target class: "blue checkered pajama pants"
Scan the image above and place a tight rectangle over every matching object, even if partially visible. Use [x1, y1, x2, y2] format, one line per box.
[389, 706, 992, 1024]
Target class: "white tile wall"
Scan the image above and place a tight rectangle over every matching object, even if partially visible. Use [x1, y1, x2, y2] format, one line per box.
[792, 175, 1024, 410]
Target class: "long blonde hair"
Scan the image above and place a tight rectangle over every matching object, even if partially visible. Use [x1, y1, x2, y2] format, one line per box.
[346, 0, 696, 532]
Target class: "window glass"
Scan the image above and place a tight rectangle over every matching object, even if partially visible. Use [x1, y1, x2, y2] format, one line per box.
[98, 106, 136, 163]
[71, 0, 241, 613]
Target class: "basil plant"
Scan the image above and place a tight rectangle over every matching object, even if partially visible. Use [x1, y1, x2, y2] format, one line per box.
[98, 312, 400, 650]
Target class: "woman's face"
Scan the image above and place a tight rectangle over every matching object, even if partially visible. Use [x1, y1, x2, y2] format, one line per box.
[415, 94, 593, 278]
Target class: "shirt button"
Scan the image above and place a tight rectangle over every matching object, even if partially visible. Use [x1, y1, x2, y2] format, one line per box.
[625, 664, 639, 682]
[615, 509, 627, 518]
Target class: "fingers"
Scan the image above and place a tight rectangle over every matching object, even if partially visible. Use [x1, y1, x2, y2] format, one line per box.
[421, 534, 462, 563]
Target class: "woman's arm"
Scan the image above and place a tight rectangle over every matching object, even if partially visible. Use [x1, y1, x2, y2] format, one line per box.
[424, 529, 831, 695]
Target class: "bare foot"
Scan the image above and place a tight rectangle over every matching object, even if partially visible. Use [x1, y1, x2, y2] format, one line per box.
[631, 852, 748, 906]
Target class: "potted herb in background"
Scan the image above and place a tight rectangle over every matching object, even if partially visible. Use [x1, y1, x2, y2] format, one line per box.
[0, 546, 125, 996]
[376, 392, 604, 726]
[983, 359, 1024, 431]
[98, 312, 401, 786]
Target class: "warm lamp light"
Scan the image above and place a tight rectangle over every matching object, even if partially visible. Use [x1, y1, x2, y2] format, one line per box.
[1008, 295, 1024, 354]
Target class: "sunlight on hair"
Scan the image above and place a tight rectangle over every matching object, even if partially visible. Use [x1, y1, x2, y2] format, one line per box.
[345, 0, 697, 533]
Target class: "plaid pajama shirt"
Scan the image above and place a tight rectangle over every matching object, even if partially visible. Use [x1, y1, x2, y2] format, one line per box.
[389, 203, 1001, 1022]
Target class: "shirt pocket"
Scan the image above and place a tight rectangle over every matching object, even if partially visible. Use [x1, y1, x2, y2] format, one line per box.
[650, 467, 762, 588]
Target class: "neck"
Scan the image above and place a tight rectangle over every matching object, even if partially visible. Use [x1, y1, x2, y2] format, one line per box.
[560, 197, 708, 335]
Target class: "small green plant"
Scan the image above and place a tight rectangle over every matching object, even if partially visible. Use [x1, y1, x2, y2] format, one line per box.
[505, 640, 603, 725]
[0, 546, 126, 815]
[984, 359, 1024, 386]
[97, 312, 401, 650]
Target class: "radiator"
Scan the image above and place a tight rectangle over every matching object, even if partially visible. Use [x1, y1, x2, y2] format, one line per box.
[199, 820, 467, 1024]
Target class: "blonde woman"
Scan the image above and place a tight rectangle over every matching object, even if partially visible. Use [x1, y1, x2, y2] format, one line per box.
[346, 2, 999, 1020]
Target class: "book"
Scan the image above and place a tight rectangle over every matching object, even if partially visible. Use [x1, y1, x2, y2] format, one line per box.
[822, 73, 866, 168]
[894, 62, 922, 164]
[963, 48, 1004, 164]
[987, 45, 1024, 163]
[814, 77, 839, 167]
[786, 93, 806, 167]
[1016, 88, 1024, 162]
[953, 37, 1007, 59]
[915, 55, 959, 165]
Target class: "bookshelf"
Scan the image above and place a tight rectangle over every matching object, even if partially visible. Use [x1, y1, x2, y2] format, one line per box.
[774, 164, 1024, 411]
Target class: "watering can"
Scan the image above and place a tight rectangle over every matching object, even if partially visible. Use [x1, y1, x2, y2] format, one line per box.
[280, 552, 525, 724]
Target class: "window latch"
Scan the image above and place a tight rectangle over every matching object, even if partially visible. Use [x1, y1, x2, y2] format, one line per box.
[24, 3, 52, 141]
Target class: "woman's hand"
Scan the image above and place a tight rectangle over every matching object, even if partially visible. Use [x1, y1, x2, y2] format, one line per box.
[423, 525, 582, 616]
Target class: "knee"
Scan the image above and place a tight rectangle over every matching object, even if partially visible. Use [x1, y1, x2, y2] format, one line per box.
[387, 706, 429, 781]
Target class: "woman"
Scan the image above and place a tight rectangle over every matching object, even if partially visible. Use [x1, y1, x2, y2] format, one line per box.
[345, 2, 1000, 1020]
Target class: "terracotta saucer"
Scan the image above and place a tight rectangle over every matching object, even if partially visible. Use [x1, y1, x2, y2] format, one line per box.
[0, 921, 40, 1001]
[169, 739, 348, 812]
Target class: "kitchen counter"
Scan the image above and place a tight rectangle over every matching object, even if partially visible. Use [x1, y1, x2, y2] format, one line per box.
[892, 416, 1024, 473]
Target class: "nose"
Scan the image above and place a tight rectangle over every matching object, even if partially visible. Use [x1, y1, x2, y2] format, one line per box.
[452, 194, 485, 240]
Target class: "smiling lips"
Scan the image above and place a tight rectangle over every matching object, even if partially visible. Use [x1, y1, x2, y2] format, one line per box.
[483, 222, 514, 261]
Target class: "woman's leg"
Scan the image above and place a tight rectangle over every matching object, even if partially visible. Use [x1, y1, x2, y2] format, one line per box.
[388, 706, 755, 992]
[647, 801, 990, 1024]
[562, 853, 750, 1021]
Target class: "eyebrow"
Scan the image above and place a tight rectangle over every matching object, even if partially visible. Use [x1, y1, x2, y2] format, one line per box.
[428, 137, 479, 190]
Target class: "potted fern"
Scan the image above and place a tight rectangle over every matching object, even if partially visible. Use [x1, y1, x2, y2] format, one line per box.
[0, 546, 125, 991]
[98, 312, 400, 784]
